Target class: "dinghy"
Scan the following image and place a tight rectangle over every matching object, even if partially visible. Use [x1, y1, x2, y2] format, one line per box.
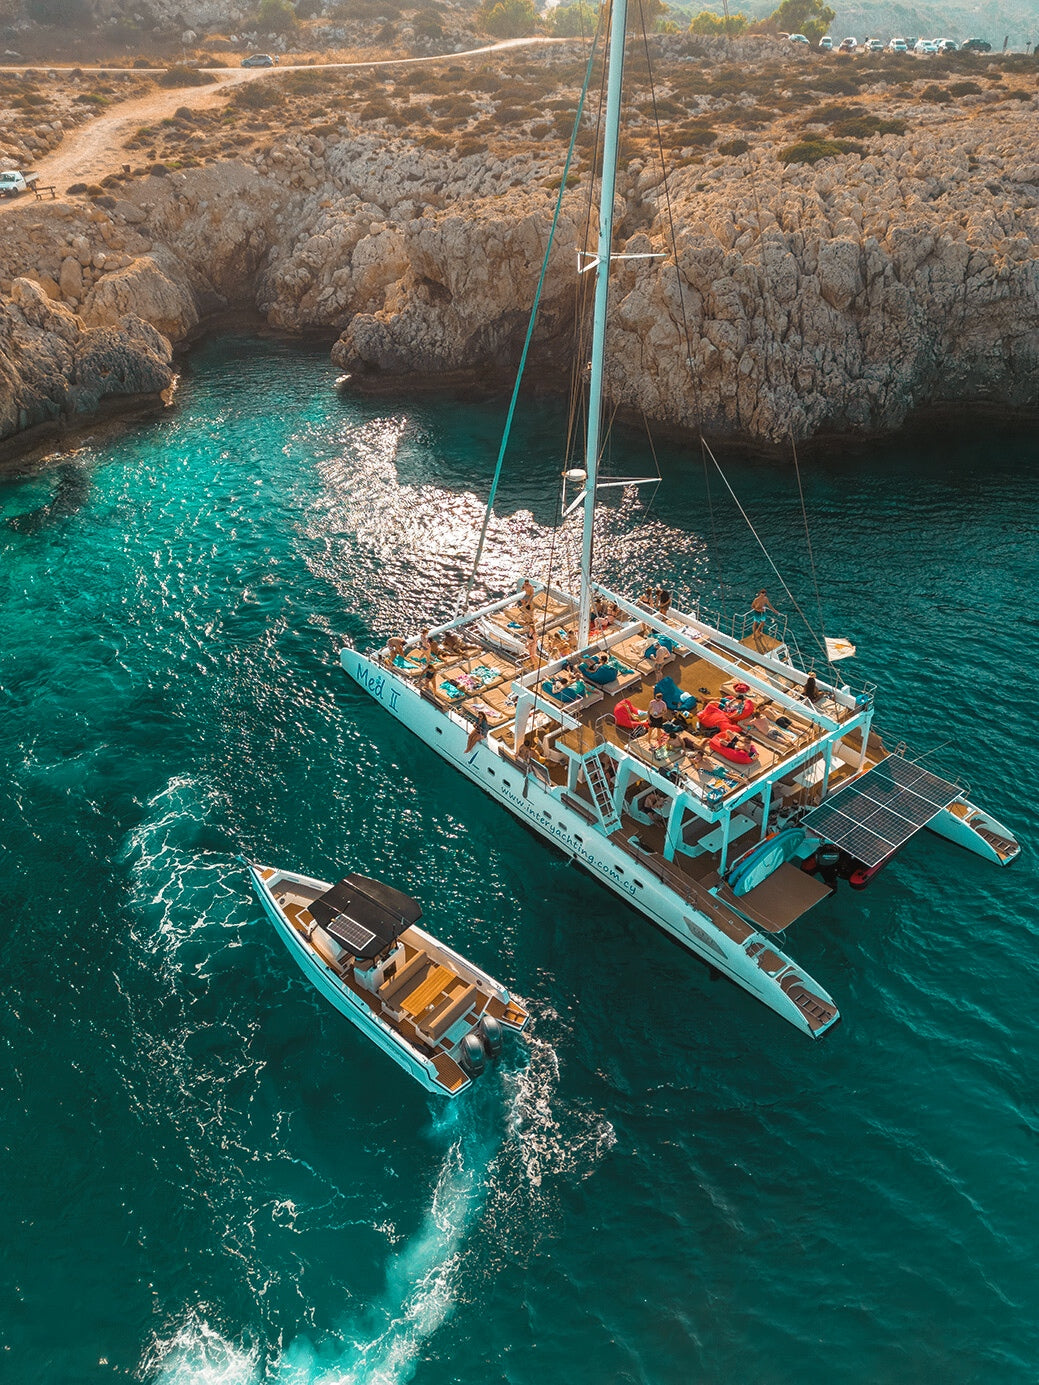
[246, 861, 527, 1096]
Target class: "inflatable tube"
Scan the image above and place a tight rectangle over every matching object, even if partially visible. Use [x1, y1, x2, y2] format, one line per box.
[698, 702, 735, 731]
[710, 732, 756, 765]
[720, 695, 755, 722]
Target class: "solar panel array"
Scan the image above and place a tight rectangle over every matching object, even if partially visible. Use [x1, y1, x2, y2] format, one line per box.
[803, 754, 960, 868]
[327, 913, 377, 954]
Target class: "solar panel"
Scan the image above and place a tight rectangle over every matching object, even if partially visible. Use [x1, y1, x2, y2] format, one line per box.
[327, 913, 377, 955]
[803, 754, 960, 868]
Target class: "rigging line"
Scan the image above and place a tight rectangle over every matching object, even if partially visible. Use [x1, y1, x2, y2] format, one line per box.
[701, 433, 726, 619]
[638, 0, 703, 434]
[703, 439, 828, 658]
[791, 430, 828, 659]
[461, 21, 603, 612]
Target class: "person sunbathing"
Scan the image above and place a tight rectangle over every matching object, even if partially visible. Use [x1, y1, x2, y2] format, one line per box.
[580, 653, 619, 685]
[419, 628, 442, 660]
[440, 629, 466, 656]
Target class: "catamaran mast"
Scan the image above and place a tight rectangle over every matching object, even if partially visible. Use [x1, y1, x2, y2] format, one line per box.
[578, 0, 628, 649]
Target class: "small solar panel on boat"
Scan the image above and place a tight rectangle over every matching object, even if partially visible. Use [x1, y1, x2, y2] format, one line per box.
[327, 914, 377, 954]
[803, 754, 960, 868]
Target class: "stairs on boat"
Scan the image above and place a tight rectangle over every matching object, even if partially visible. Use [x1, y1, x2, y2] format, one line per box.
[583, 750, 623, 835]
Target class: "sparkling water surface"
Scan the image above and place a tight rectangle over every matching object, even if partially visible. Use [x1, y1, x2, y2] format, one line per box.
[2, 336, 1037, 1385]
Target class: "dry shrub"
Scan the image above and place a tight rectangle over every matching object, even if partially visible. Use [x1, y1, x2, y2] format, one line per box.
[158, 66, 216, 88]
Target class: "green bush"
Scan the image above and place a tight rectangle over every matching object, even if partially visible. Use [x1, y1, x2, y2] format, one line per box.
[478, 0, 537, 38]
[254, 0, 297, 31]
[920, 84, 951, 103]
[756, 0, 835, 43]
[778, 136, 863, 164]
[831, 114, 906, 137]
[717, 137, 749, 155]
[549, 1, 598, 37]
[948, 80, 982, 97]
[688, 9, 747, 35]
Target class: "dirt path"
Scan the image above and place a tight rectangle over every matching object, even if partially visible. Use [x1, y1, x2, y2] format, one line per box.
[0, 37, 564, 204]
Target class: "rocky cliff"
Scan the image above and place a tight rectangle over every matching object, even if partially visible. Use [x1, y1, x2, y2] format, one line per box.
[1, 42, 1037, 453]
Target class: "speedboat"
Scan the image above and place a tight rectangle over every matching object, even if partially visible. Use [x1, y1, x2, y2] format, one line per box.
[247, 861, 528, 1095]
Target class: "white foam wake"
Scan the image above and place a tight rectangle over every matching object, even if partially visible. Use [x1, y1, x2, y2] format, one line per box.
[142, 1313, 261, 1385]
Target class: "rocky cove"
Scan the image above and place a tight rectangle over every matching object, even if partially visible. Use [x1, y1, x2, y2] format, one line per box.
[1, 41, 1037, 458]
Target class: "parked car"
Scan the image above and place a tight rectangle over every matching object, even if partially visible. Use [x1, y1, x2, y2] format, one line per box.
[838, 36, 857, 51]
[961, 37, 991, 51]
[818, 35, 833, 49]
[0, 169, 37, 197]
[865, 38, 883, 51]
[888, 37, 908, 51]
[241, 53, 276, 67]
[788, 32, 809, 44]
[937, 38, 957, 52]
[914, 38, 937, 53]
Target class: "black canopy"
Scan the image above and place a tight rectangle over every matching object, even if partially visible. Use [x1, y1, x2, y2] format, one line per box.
[308, 874, 423, 961]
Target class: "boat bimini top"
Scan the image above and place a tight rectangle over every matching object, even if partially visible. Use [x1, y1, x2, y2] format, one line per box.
[307, 874, 423, 962]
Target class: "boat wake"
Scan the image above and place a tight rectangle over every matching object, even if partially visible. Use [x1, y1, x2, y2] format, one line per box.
[141, 1021, 613, 1385]
[121, 773, 243, 972]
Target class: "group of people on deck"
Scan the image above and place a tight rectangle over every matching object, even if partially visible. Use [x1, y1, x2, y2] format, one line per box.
[613, 673, 763, 769]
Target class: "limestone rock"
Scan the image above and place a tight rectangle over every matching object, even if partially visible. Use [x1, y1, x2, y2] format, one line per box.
[0, 279, 174, 445]
[81, 254, 199, 341]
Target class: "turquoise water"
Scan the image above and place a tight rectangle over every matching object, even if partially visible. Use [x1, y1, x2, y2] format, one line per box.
[2, 335, 1037, 1384]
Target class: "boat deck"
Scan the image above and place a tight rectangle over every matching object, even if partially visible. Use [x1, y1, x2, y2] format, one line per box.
[268, 878, 522, 1093]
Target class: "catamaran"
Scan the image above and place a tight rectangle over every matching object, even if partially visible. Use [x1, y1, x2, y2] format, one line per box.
[339, 1, 1019, 1037]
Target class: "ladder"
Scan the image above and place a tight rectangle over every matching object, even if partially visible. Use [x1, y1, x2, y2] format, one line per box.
[583, 750, 623, 836]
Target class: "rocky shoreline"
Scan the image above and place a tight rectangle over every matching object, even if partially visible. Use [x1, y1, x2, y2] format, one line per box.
[1, 41, 1037, 462]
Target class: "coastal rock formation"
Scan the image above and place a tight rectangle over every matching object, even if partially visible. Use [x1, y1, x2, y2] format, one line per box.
[1, 44, 1037, 452]
[0, 277, 173, 447]
[81, 252, 200, 341]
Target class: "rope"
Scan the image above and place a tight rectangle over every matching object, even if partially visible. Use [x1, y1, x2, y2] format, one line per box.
[461, 23, 602, 611]
[791, 431, 828, 665]
[703, 439, 828, 659]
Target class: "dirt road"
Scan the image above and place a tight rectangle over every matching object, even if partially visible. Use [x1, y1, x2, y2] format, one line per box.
[0, 36, 564, 203]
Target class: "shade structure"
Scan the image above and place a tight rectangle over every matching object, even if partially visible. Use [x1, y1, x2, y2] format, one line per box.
[308, 874, 423, 961]
[803, 755, 960, 868]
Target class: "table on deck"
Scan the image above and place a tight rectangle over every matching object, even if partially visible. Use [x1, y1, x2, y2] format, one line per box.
[399, 964, 453, 1018]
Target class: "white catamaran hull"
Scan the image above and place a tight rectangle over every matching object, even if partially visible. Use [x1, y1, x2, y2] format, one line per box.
[249, 865, 471, 1096]
[927, 800, 1020, 866]
[342, 649, 839, 1038]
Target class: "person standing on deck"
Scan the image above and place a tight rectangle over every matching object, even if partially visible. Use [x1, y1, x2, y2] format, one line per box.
[750, 589, 778, 648]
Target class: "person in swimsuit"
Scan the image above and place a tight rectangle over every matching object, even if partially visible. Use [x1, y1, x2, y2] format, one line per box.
[750, 590, 777, 647]
[647, 694, 668, 728]
[466, 710, 490, 753]
[518, 579, 535, 613]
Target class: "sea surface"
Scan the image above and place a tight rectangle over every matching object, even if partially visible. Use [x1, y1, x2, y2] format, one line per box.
[2, 336, 1037, 1385]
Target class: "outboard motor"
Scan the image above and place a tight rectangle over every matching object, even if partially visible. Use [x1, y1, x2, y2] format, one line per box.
[460, 1032, 487, 1077]
[480, 1015, 504, 1060]
[816, 844, 842, 888]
